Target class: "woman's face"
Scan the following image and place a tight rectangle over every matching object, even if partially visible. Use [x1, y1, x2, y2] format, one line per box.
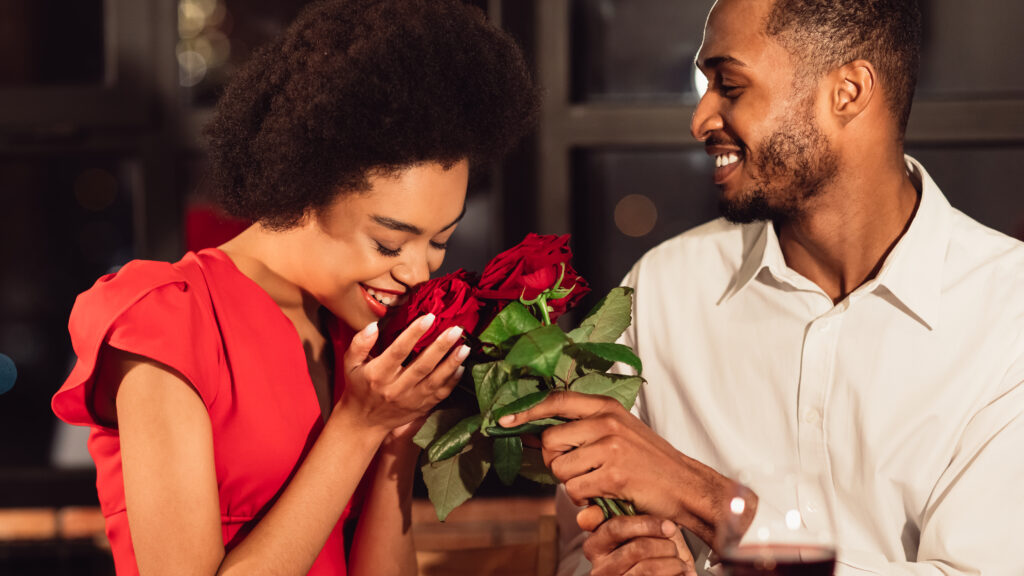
[298, 160, 468, 331]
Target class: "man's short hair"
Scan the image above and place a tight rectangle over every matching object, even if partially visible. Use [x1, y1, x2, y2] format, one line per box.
[765, 0, 922, 138]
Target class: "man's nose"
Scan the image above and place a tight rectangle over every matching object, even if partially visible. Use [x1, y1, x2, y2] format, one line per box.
[690, 93, 723, 142]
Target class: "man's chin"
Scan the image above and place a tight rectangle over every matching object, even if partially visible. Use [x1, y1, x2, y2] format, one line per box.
[718, 194, 775, 224]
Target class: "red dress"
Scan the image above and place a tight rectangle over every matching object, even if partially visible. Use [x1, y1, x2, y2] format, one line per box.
[52, 248, 361, 575]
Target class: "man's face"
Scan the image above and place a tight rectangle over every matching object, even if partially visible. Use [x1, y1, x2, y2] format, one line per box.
[692, 0, 838, 224]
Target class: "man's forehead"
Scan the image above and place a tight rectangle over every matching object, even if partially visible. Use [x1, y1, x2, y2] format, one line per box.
[697, 0, 772, 67]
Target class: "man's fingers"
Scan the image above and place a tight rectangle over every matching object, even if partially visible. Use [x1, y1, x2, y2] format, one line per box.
[588, 537, 680, 576]
[343, 321, 379, 371]
[576, 504, 605, 532]
[584, 515, 673, 557]
[666, 522, 697, 575]
[497, 391, 618, 428]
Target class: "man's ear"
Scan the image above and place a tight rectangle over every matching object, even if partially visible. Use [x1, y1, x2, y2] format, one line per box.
[832, 59, 876, 125]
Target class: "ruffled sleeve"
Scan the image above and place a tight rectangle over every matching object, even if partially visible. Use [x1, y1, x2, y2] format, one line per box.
[52, 257, 223, 428]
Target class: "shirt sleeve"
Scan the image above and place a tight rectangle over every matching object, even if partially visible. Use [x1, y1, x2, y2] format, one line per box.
[52, 260, 222, 428]
[555, 484, 591, 576]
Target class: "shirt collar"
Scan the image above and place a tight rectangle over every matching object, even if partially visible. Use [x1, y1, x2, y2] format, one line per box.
[720, 155, 952, 329]
[868, 155, 952, 329]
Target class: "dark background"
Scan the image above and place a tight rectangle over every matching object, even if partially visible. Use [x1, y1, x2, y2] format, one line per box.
[1, 0, 1023, 573]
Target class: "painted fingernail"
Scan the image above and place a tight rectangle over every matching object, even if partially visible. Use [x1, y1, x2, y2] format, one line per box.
[362, 322, 378, 338]
[498, 414, 515, 426]
[446, 326, 464, 342]
[455, 344, 470, 361]
[419, 313, 436, 328]
[454, 365, 465, 380]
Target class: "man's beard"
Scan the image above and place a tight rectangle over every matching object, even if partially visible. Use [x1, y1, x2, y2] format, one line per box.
[719, 113, 839, 224]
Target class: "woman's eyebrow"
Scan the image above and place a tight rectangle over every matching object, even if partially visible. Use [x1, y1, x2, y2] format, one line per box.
[371, 204, 467, 235]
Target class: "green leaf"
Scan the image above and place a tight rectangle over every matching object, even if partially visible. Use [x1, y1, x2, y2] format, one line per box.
[569, 372, 644, 411]
[421, 436, 492, 522]
[483, 418, 565, 437]
[413, 405, 474, 450]
[519, 447, 558, 485]
[505, 325, 570, 377]
[573, 287, 634, 344]
[491, 389, 550, 420]
[553, 351, 578, 385]
[426, 414, 483, 463]
[482, 378, 543, 432]
[494, 436, 524, 486]
[567, 342, 643, 375]
[472, 361, 509, 414]
[478, 302, 542, 351]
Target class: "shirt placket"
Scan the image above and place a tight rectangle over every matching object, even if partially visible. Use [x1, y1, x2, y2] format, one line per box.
[797, 306, 842, 533]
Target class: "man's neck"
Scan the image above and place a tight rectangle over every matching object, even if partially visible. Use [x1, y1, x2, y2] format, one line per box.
[776, 159, 920, 304]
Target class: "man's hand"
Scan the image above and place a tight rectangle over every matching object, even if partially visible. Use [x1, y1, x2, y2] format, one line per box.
[499, 391, 742, 547]
[582, 514, 697, 576]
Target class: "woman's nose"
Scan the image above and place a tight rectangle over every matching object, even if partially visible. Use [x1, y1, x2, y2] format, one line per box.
[392, 249, 432, 288]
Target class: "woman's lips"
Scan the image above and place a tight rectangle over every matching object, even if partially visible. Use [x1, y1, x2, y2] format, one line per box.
[360, 285, 390, 318]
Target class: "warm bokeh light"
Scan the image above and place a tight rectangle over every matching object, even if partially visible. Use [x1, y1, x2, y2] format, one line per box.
[614, 193, 658, 237]
[177, 0, 229, 88]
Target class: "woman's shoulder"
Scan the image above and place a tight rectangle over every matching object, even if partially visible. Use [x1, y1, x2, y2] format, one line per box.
[54, 251, 228, 427]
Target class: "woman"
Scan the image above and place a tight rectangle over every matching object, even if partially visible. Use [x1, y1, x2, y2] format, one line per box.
[51, 1, 539, 574]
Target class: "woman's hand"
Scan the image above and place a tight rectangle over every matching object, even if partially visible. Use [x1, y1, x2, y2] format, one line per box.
[337, 314, 469, 435]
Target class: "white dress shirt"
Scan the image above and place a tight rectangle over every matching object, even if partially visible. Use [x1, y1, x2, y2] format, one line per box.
[557, 156, 1024, 575]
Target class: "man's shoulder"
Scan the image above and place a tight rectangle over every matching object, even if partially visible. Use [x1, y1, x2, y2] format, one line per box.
[947, 209, 1024, 286]
[633, 217, 751, 270]
[621, 218, 755, 293]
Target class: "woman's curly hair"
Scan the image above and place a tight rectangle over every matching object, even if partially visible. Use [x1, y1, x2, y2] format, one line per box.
[204, 0, 540, 229]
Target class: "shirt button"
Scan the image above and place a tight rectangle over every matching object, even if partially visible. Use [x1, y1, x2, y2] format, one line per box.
[803, 408, 822, 425]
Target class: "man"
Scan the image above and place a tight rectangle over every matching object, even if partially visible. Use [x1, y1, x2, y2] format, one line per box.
[499, 0, 1024, 574]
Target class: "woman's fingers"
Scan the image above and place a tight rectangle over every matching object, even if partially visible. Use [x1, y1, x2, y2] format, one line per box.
[377, 313, 436, 366]
[342, 321, 379, 372]
[403, 325, 465, 384]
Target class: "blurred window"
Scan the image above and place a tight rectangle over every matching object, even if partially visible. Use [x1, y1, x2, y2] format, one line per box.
[0, 156, 137, 467]
[0, 0, 105, 87]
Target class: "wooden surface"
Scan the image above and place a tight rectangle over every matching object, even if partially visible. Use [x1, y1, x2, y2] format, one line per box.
[0, 497, 559, 574]
[414, 497, 558, 576]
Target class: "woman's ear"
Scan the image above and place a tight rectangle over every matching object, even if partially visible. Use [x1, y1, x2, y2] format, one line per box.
[832, 59, 876, 125]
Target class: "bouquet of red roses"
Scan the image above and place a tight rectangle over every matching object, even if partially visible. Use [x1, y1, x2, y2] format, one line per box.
[376, 234, 643, 521]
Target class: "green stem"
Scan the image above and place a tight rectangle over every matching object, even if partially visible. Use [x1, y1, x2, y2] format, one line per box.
[591, 497, 637, 520]
[615, 499, 637, 516]
[536, 293, 551, 325]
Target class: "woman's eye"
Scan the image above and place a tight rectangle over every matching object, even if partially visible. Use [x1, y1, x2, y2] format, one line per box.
[375, 242, 402, 257]
[430, 240, 449, 251]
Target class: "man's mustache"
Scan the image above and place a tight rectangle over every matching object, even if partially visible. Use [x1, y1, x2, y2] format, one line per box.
[705, 134, 742, 149]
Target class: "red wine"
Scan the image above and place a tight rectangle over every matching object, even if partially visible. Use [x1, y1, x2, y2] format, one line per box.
[721, 544, 836, 576]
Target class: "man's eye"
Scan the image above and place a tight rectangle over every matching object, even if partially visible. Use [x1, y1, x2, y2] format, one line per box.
[721, 85, 741, 98]
[375, 242, 401, 257]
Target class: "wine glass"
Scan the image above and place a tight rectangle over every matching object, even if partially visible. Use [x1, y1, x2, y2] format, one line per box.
[714, 466, 837, 575]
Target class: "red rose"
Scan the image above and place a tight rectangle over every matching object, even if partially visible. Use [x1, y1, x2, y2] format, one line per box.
[476, 234, 589, 322]
[375, 269, 481, 356]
